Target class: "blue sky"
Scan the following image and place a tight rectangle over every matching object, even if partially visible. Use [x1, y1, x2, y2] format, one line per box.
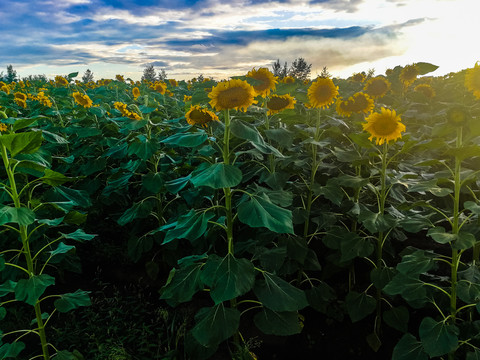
[0, 0, 477, 81]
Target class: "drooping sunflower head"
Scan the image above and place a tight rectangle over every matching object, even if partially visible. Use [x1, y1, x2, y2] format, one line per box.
[348, 92, 374, 114]
[282, 76, 296, 84]
[351, 72, 366, 82]
[208, 79, 257, 112]
[115, 74, 125, 82]
[55, 75, 69, 87]
[1, 85, 9, 94]
[336, 98, 353, 117]
[15, 98, 27, 108]
[362, 107, 405, 145]
[307, 77, 338, 109]
[414, 84, 436, 98]
[246, 67, 278, 97]
[152, 81, 167, 94]
[186, 105, 219, 127]
[132, 87, 141, 99]
[399, 64, 419, 86]
[266, 94, 296, 115]
[168, 79, 178, 87]
[465, 62, 480, 99]
[14, 92, 27, 101]
[363, 76, 391, 99]
[72, 92, 93, 108]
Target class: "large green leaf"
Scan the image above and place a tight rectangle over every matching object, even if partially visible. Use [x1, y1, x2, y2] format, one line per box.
[339, 232, 374, 262]
[50, 242, 75, 256]
[419, 317, 458, 357]
[254, 308, 303, 336]
[165, 175, 191, 194]
[467, 349, 480, 360]
[191, 304, 241, 348]
[162, 131, 208, 147]
[200, 254, 255, 304]
[142, 172, 164, 193]
[163, 210, 214, 245]
[0, 342, 26, 359]
[392, 334, 428, 360]
[230, 118, 265, 144]
[160, 263, 204, 305]
[41, 169, 71, 187]
[396, 250, 435, 276]
[0, 280, 17, 297]
[127, 137, 158, 160]
[384, 306, 409, 333]
[0, 131, 43, 157]
[190, 163, 242, 189]
[415, 62, 439, 75]
[238, 194, 294, 234]
[427, 226, 456, 244]
[457, 280, 480, 303]
[0, 206, 35, 226]
[253, 273, 308, 312]
[54, 290, 91, 312]
[54, 186, 92, 208]
[407, 179, 452, 197]
[345, 291, 376, 322]
[358, 205, 396, 233]
[15, 274, 55, 305]
[383, 273, 428, 304]
[117, 201, 153, 226]
[60, 229, 97, 242]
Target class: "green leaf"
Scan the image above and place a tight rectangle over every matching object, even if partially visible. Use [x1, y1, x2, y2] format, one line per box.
[0, 256, 4, 271]
[339, 232, 374, 262]
[396, 250, 435, 275]
[163, 210, 215, 245]
[333, 174, 369, 189]
[117, 201, 153, 226]
[454, 231, 476, 250]
[0, 280, 17, 297]
[165, 175, 191, 194]
[190, 163, 242, 189]
[238, 194, 294, 234]
[142, 172, 164, 193]
[399, 215, 433, 233]
[0, 206, 35, 226]
[60, 229, 96, 242]
[305, 282, 336, 313]
[265, 128, 294, 147]
[15, 274, 55, 305]
[254, 308, 303, 336]
[127, 137, 158, 160]
[41, 169, 71, 186]
[345, 291, 376, 322]
[457, 280, 480, 303]
[467, 349, 480, 360]
[230, 118, 265, 144]
[200, 254, 255, 304]
[0, 307, 6, 321]
[50, 242, 75, 256]
[191, 304, 240, 348]
[370, 266, 396, 290]
[358, 205, 396, 233]
[160, 263, 204, 305]
[12, 116, 43, 131]
[64, 211, 87, 225]
[162, 131, 208, 147]
[407, 179, 452, 197]
[0, 131, 43, 157]
[392, 334, 428, 360]
[427, 226, 456, 244]
[384, 273, 428, 303]
[419, 317, 458, 357]
[54, 186, 92, 208]
[184, 331, 218, 360]
[464, 201, 480, 215]
[415, 62, 439, 75]
[253, 273, 308, 312]
[384, 306, 409, 333]
[54, 290, 91, 312]
[128, 236, 153, 262]
[0, 342, 26, 359]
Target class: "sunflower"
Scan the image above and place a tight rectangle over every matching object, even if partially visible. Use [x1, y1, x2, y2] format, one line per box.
[465, 62, 480, 99]
[36, 92, 52, 107]
[132, 87, 141, 99]
[114, 101, 141, 120]
[282, 76, 295, 84]
[351, 72, 366, 82]
[208, 79, 256, 112]
[15, 98, 27, 108]
[363, 107, 405, 145]
[307, 77, 338, 109]
[1, 85, 9, 94]
[336, 98, 353, 117]
[246, 67, 277, 97]
[185, 105, 219, 127]
[168, 79, 178, 87]
[399, 64, 419, 86]
[115, 74, 125, 82]
[72, 92, 93, 108]
[363, 76, 391, 99]
[184, 95, 192, 102]
[14, 92, 27, 101]
[414, 84, 435, 98]
[348, 92, 374, 114]
[0, 123, 7, 132]
[266, 94, 296, 115]
[55, 76, 69, 87]
[152, 81, 167, 94]
[447, 106, 468, 126]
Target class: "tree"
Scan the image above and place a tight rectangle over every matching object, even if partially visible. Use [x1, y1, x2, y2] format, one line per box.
[82, 69, 94, 83]
[318, 66, 332, 79]
[158, 69, 167, 81]
[272, 59, 288, 79]
[142, 64, 157, 83]
[22, 74, 48, 82]
[4, 65, 18, 83]
[289, 58, 312, 81]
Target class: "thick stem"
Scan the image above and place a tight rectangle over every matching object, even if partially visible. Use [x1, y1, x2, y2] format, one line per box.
[1, 143, 50, 360]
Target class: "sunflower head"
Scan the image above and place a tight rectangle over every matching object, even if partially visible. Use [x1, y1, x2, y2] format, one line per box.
[14, 92, 27, 101]
[55, 76, 69, 87]
[465, 62, 480, 99]
[208, 79, 257, 112]
[363, 76, 391, 99]
[348, 92, 374, 114]
[266, 94, 296, 115]
[116, 74, 125, 82]
[184, 95, 192, 102]
[186, 105, 219, 127]
[0, 123, 7, 132]
[168, 79, 178, 87]
[307, 77, 338, 109]
[362, 107, 405, 145]
[15, 98, 27, 108]
[246, 67, 277, 97]
[132, 87, 141, 99]
[399, 64, 419, 86]
[447, 106, 469, 126]
[282, 76, 296, 84]
[72, 92, 93, 108]
[152, 81, 167, 94]
[351, 72, 366, 82]
[414, 84, 436, 98]
[336, 98, 353, 117]
[1, 85, 9, 94]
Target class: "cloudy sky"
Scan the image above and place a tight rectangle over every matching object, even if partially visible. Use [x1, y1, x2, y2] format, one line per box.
[0, 0, 477, 81]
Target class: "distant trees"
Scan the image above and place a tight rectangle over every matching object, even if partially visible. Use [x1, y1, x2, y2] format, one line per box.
[0, 65, 18, 82]
[82, 69, 94, 83]
[272, 58, 312, 81]
[142, 64, 167, 82]
[272, 59, 288, 79]
[22, 74, 48, 82]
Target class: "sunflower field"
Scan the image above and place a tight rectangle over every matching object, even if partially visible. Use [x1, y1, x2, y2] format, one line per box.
[0, 62, 480, 360]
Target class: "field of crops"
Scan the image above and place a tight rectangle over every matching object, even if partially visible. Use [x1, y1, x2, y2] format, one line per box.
[1, 62, 480, 360]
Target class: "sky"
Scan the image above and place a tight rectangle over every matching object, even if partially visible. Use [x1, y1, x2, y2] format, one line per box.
[0, 0, 478, 81]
